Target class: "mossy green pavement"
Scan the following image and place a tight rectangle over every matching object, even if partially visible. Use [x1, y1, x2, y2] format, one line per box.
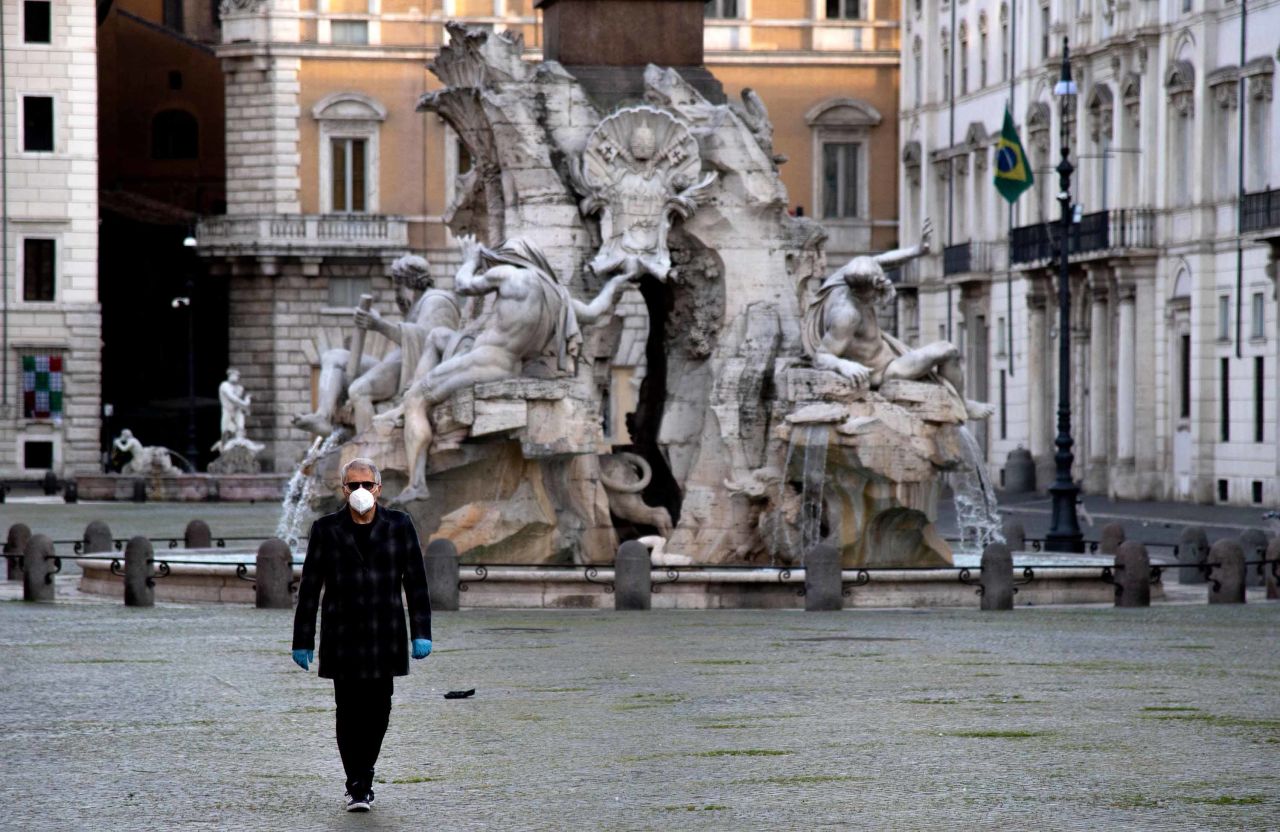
[0, 600, 1276, 829]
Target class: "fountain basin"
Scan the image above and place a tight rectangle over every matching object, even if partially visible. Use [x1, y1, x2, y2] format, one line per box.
[73, 550, 1138, 608]
[75, 474, 289, 502]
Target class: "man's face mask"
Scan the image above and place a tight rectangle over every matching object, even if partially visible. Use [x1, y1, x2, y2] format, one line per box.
[348, 486, 376, 514]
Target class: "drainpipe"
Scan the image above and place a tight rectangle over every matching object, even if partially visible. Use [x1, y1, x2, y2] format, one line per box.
[1234, 0, 1247, 360]
[1006, 0, 1016, 375]
[1, 0, 8, 415]
[946, 0, 956, 342]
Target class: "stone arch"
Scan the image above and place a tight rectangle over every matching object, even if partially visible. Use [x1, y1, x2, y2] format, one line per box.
[311, 92, 388, 122]
[804, 97, 883, 128]
[1170, 261, 1192, 299]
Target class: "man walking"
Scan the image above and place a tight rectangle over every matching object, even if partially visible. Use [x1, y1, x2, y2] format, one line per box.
[291, 457, 433, 812]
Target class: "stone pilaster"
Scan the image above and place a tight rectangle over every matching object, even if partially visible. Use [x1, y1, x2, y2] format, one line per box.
[1086, 278, 1110, 493]
[1026, 287, 1049, 479]
[1114, 283, 1136, 463]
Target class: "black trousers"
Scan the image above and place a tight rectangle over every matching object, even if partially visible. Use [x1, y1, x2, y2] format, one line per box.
[332, 677, 394, 796]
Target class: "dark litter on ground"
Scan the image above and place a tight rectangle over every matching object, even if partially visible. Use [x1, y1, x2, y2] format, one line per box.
[444, 689, 476, 699]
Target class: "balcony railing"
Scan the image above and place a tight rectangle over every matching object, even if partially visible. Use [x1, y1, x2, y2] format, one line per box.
[1242, 188, 1280, 234]
[1009, 208, 1156, 265]
[942, 241, 993, 276]
[195, 214, 410, 256]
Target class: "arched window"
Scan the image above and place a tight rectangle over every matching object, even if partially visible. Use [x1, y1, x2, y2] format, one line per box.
[313, 92, 387, 214]
[151, 110, 198, 160]
[978, 14, 989, 89]
[806, 98, 881, 222]
[1000, 5, 1009, 81]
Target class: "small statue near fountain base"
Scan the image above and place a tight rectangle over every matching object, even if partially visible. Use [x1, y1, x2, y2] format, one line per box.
[112, 429, 182, 475]
[209, 368, 265, 474]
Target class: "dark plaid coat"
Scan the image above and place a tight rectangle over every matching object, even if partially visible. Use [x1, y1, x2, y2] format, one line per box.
[292, 506, 432, 680]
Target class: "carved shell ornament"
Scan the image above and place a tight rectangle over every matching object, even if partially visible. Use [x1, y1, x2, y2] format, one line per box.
[579, 106, 704, 189]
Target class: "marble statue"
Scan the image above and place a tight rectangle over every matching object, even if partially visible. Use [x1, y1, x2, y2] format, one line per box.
[209, 368, 264, 472]
[598, 452, 673, 536]
[113, 429, 181, 475]
[801, 219, 995, 421]
[572, 106, 716, 281]
[390, 234, 637, 503]
[295, 255, 461, 437]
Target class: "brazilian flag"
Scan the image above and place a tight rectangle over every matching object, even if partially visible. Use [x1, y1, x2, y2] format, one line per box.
[993, 107, 1034, 204]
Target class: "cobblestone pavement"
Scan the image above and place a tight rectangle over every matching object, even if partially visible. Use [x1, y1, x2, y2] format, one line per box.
[1, 600, 1276, 830]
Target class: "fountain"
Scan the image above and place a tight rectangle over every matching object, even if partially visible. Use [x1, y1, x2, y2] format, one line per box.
[279, 19, 1000, 575]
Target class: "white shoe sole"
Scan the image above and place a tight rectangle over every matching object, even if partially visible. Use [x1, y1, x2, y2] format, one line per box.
[346, 802, 370, 812]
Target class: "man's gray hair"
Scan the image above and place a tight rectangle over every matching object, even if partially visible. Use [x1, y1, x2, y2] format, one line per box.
[340, 457, 382, 484]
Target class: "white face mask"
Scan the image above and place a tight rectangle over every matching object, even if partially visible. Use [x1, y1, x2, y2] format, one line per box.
[348, 487, 376, 515]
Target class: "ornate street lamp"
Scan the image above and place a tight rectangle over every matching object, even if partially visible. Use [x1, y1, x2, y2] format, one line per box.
[1045, 37, 1084, 553]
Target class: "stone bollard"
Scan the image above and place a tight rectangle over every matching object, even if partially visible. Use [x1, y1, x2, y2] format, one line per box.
[1177, 527, 1209, 585]
[63, 481, 78, 504]
[1265, 538, 1280, 601]
[1207, 540, 1246, 605]
[5, 523, 32, 582]
[255, 539, 294, 609]
[979, 543, 1014, 611]
[613, 540, 652, 611]
[1237, 529, 1269, 588]
[803, 544, 843, 612]
[22, 535, 56, 602]
[1003, 447, 1036, 493]
[1114, 542, 1151, 608]
[184, 519, 212, 549]
[82, 520, 113, 555]
[1099, 523, 1127, 555]
[424, 539, 460, 612]
[41, 470, 58, 496]
[1001, 520, 1026, 553]
[123, 536, 155, 607]
[131, 479, 147, 503]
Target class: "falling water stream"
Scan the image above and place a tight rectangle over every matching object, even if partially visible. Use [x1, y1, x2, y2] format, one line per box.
[798, 425, 830, 560]
[275, 430, 343, 548]
[948, 425, 1005, 552]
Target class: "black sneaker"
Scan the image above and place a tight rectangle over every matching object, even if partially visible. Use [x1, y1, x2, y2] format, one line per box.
[345, 792, 370, 812]
[366, 788, 375, 806]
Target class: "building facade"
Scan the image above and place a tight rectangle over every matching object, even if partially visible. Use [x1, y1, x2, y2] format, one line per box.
[0, 0, 101, 480]
[196, 0, 904, 471]
[899, 0, 1280, 505]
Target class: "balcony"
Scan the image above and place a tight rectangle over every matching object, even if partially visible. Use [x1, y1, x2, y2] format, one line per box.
[942, 241, 994, 276]
[1009, 208, 1156, 266]
[195, 214, 410, 258]
[1242, 188, 1280, 234]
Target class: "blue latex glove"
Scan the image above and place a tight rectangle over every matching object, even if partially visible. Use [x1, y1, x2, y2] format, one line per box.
[412, 638, 432, 660]
[292, 648, 314, 671]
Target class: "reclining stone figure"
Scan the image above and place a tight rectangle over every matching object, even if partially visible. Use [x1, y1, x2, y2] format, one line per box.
[389, 234, 639, 504]
[294, 255, 461, 437]
[801, 219, 995, 421]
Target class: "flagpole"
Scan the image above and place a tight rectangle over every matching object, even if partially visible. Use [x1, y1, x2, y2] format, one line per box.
[1006, 0, 1017, 376]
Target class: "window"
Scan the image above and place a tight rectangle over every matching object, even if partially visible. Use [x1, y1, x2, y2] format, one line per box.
[23, 441, 53, 470]
[163, 0, 183, 31]
[1218, 295, 1230, 340]
[996, 316, 1006, 356]
[1252, 292, 1265, 339]
[314, 93, 385, 214]
[328, 276, 373, 309]
[23, 1, 51, 44]
[913, 43, 922, 107]
[942, 38, 951, 98]
[23, 96, 53, 152]
[979, 24, 989, 89]
[331, 138, 368, 213]
[1179, 334, 1191, 419]
[1040, 6, 1050, 61]
[23, 239, 55, 302]
[22, 353, 63, 422]
[331, 20, 369, 44]
[822, 142, 860, 218]
[1254, 356, 1264, 443]
[1000, 6, 1009, 82]
[1181, 0, 1191, 12]
[959, 24, 969, 95]
[705, 0, 738, 18]
[152, 110, 199, 160]
[1220, 357, 1230, 442]
[1247, 98, 1270, 191]
[826, 0, 861, 19]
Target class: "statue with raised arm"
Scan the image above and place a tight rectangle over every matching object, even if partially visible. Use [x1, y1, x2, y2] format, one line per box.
[213, 369, 251, 447]
[391, 234, 638, 503]
[801, 219, 995, 421]
[294, 255, 461, 437]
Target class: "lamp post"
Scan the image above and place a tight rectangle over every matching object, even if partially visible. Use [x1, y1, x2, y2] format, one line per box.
[1045, 37, 1084, 553]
